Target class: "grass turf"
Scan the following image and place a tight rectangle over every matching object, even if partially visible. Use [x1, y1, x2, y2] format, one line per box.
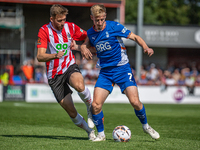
[0, 102, 200, 150]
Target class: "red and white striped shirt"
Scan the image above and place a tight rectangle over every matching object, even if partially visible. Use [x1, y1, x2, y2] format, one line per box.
[37, 22, 87, 79]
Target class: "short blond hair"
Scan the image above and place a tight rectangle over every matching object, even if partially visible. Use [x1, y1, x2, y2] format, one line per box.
[50, 4, 68, 18]
[90, 4, 106, 17]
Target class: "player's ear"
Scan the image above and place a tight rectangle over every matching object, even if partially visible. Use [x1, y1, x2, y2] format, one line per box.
[50, 16, 53, 23]
[104, 13, 107, 19]
[90, 15, 93, 20]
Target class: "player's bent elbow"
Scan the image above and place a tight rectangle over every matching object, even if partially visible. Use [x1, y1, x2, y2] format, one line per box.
[37, 55, 44, 62]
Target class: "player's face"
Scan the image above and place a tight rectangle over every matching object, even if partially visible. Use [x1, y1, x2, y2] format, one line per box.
[91, 13, 106, 31]
[50, 14, 66, 31]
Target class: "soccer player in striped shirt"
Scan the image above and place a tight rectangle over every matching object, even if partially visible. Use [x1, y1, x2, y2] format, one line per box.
[37, 4, 95, 140]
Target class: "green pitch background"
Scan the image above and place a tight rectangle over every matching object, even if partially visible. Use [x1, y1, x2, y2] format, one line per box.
[0, 102, 199, 150]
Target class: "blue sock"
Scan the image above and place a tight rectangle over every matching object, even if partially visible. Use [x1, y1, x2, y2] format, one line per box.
[92, 111, 104, 132]
[134, 105, 147, 124]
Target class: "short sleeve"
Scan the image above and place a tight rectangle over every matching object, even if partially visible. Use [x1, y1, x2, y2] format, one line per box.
[111, 22, 131, 38]
[37, 27, 48, 49]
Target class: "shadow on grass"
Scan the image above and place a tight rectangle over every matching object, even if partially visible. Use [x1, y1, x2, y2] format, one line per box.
[0, 134, 88, 140]
[1, 135, 160, 143]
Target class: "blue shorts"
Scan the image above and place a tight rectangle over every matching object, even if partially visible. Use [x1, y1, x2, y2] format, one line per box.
[95, 63, 137, 94]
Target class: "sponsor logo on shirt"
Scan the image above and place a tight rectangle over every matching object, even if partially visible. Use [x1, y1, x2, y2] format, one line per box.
[56, 43, 68, 56]
[96, 41, 111, 52]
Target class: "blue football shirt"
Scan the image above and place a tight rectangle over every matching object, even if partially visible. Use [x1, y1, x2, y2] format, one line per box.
[87, 20, 131, 68]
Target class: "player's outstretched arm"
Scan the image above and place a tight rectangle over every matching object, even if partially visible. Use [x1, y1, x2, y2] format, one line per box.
[128, 32, 154, 57]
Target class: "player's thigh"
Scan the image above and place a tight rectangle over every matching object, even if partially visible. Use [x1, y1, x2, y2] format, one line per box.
[93, 87, 110, 105]
[124, 86, 143, 110]
[95, 73, 114, 93]
[113, 64, 137, 93]
[92, 87, 110, 114]
[69, 72, 85, 92]
[48, 74, 72, 103]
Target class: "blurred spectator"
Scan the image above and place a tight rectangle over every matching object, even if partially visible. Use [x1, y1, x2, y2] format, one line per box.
[0, 70, 9, 85]
[81, 59, 99, 84]
[35, 67, 43, 83]
[181, 67, 190, 77]
[139, 65, 148, 85]
[164, 71, 176, 86]
[21, 59, 34, 83]
[178, 68, 186, 85]
[5, 63, 14, 85]
[185, 74, 195, 95]
[172, 68, 181, 85]
[166, 61, 175, 73]
[195, 74, 200, 86]
[146, 63, 159, 84]
[34, 56, 46, 83]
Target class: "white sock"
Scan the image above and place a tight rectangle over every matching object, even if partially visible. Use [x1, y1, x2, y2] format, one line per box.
[98, 131, 105, 137]
[78, 86, 92, 107]
[70, 113, 92, 133]
[142, 123, 149, 130]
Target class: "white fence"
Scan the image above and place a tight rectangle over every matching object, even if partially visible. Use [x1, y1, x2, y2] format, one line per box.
[0, 84, 199, 103]
[23, 84, 200, 104]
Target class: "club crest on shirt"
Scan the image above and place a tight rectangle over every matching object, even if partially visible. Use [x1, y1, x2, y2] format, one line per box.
[106, 31, 109, 38]
[67, 33, 71, 40]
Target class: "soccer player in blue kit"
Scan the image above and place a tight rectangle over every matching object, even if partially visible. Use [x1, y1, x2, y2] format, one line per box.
[81, 4, 160, 141]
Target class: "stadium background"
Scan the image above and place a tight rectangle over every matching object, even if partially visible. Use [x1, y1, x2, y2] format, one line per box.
[0, 0, 200, 103]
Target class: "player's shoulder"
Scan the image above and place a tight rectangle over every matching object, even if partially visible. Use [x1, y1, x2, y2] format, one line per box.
[107, 20, 121, 24]
[106, 20, 117, 24]
[66, 21, 84, 30]
[106, 20, 123, 29]
[87, 26, 95, 34]
[38, 23, 50, 34]
[64, 21, 76, 28]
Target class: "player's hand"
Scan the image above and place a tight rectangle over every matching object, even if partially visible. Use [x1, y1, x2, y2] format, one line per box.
[56, 50, 65, 59]
[80, 45, 93, 60]
[144, 48, 154, 57]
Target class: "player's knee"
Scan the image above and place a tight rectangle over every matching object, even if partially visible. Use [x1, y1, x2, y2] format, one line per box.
[74, 83, 85, 92]
[92, 102, 101, 114]
[130, 99, 142, 108]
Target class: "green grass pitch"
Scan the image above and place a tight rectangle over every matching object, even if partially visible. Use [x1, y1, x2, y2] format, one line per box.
[0, 102, 200, 150]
